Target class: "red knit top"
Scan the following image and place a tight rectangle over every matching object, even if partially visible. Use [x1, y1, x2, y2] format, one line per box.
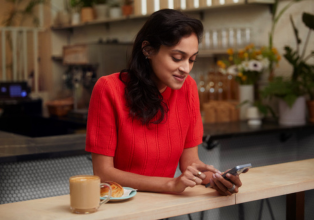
[85, 73, 203, 178]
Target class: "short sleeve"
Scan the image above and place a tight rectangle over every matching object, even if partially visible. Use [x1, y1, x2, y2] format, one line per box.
[184, 77, 203, 148]
[85, 77, 117, 156]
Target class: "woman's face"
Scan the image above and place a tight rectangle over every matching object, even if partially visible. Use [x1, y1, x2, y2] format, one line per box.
[148, 33, 199, 93]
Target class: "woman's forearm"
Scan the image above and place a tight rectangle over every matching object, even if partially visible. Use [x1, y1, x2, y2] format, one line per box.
[95, 165, 175, 193]
[92, 153, 176, 193]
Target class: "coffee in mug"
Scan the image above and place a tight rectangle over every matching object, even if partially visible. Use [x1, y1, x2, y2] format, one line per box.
[69, 175, 112, 214]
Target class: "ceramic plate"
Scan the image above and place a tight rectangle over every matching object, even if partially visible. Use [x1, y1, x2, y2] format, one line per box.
[100, 187, 137, 201]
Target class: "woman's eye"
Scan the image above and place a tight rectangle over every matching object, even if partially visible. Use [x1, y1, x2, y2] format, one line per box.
[189, 59, 196, 63]
[172, 57, 182, 62]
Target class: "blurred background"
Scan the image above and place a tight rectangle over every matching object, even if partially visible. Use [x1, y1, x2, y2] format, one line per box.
[0, 0, 314, 220]
[0, 0, 313, 128]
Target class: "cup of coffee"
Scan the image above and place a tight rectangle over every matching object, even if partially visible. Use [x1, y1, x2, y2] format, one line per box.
[69, 175, 112, 214]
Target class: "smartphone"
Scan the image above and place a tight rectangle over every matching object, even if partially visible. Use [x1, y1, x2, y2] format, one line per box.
[205, 163, 252, 188]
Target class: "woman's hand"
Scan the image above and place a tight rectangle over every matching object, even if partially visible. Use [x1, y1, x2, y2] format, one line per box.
[209, 169, 249, 196]
[170, 163, 220, 193]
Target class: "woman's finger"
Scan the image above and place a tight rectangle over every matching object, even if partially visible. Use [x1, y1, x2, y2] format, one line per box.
[212, 174, 232, 196]
[180, 175, 197, 187]
[187, 166, 206, 180]
[192, 163, 221, 174]
[210, 181, 225, 195]
[184, 170, 203, 185]
[225, 173, 242, 188]
[242, 168, 249, 173]
[216, 173, 240, 193]
[209, 178, 231, 196]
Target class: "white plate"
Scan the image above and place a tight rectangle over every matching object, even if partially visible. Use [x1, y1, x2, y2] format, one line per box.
[100, 187, 137, 201]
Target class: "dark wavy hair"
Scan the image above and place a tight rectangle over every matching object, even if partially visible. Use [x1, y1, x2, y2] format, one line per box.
[119, 9, 203, 125]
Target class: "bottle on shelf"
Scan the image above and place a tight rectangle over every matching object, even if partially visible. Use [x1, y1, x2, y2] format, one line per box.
[187, 0, 200, 9]
[224, 74, 233, 100]
[215, 72, 224, 101]
[200, 0, 213, 7]
[198, 74, 208, 112]
[206, 69, 217, 101]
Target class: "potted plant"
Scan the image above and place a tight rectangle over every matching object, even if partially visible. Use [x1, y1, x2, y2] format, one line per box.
[122, 0, 133, 16]
[94, 0, 109, 20]
[64, 0, 79, 25]
[70, 0, 96, 23]
[298, 12, 314, 123]
[261, 12, 314, 125]
[108, 0, 122, 18]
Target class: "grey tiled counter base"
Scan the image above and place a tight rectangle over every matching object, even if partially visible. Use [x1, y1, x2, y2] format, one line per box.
[0, 154, 93, 204]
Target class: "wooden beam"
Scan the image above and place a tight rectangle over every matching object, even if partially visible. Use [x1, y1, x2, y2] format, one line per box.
[286, 192, 305, 220]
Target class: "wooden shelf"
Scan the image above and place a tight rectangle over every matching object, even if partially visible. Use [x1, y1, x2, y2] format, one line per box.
[51, 48, 227, 61]
[247, 0, 274, 3]
[51, 14, 149, 30]
[198, 49, 227, 57]
[51, 55, 63, 62]
[51, 1, 274, 31]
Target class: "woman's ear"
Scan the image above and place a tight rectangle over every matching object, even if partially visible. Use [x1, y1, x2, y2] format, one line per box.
[142, 41, 153, 58]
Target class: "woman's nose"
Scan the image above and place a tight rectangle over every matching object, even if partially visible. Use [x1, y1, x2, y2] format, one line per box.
[179, 60, 190, 73]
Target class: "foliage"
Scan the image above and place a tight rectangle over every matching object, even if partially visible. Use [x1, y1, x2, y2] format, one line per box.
[254, 100, 278, 119]
[70, 0, 95, 8]
[2, 0, 47, 27]
[261, 77, 304, 107]
[261, 11, 314, 106]
[238, 99, 278, 118]
[217, 44, 280, 85]
[95, 0, 107, 4]
[269, 0, 303, 49]
[123, 0, 133, 5]
[267, 0, 303, 75]
[107, 0, 121, 7]
[2, 0, 47, 78]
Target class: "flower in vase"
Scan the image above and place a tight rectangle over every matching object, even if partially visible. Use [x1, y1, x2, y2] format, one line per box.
[248, 60, 263, 72]
[240, 61, 250, 71]
[217, 44, 275, 85]
[258, 56, 270, 69]
[227, 65, 238, 75]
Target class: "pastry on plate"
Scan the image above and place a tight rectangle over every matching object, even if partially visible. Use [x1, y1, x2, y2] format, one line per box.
[101, 181, 124, 198]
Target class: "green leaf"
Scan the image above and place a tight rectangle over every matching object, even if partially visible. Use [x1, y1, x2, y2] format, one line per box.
[271, 0, 278, 20]
[70, 0, 79, 7]
[260, 77, 304, 103]
[302, 12, 314, 30]
[283, 94, 298, 108]
[253, 101, 278, 119]
[238, 100, 250, 108]
[254, 102, 268, 115]
[283, 46, 300, 67]
[290, 15, 302, 45]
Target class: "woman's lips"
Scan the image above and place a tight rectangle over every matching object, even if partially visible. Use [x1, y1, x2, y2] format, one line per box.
[173, 75, 185, 82]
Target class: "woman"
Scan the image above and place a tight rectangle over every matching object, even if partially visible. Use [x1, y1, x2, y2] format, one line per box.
[86, 9, 244, 195]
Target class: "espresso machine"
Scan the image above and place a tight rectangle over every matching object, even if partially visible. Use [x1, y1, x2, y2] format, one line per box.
[62, 42, 132, 120]
[0, 81, 42, 117]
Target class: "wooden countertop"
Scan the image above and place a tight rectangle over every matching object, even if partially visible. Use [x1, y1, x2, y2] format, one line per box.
[0, 186, 234, 220]
[1, 159, 313, 220]
[236, 158, 314, 204]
